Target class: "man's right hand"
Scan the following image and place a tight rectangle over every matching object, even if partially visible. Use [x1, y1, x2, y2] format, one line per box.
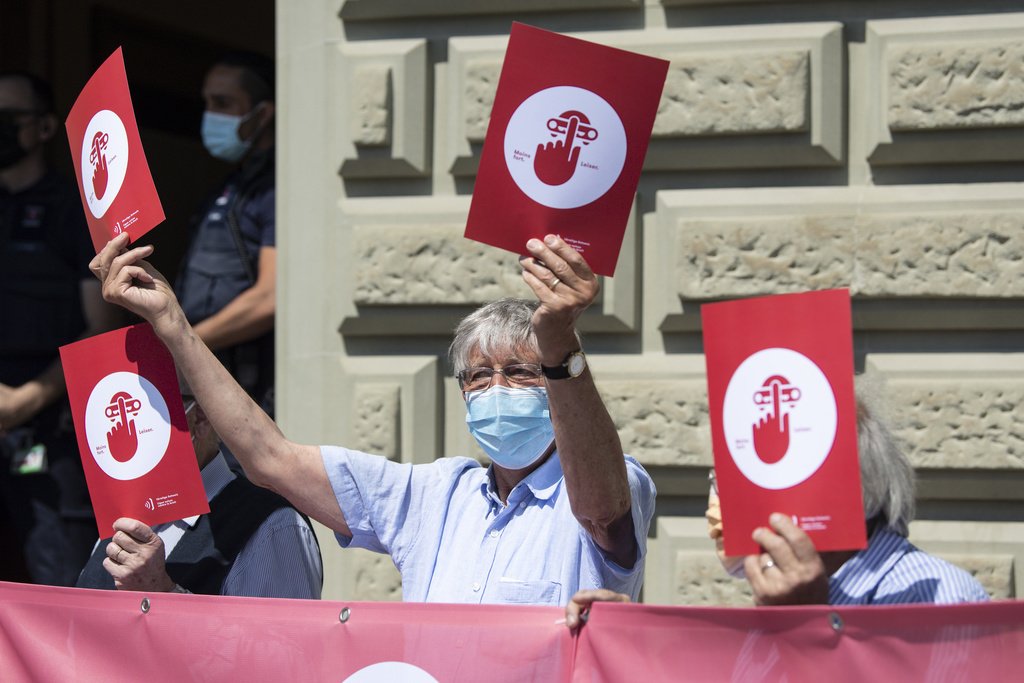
[103, 517, 176, 593]
[89, 233, 180, 332]
[745, 513, 829, 606]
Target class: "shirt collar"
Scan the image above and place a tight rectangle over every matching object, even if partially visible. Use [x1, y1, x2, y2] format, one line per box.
[482, 449, 563, 505]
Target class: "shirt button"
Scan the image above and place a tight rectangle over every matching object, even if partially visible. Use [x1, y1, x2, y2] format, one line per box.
[519, 502, 526, 509]
[489, 530, 499, 538]
[472, 583, 481, 592]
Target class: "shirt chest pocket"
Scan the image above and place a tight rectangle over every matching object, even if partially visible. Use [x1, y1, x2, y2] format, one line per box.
[497, 578, 562, 606]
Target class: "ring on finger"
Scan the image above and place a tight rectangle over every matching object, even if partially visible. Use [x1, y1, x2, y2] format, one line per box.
[761, 559, 775, 572]
[116, 548, 125, 564]
[548, 278, 560, 291]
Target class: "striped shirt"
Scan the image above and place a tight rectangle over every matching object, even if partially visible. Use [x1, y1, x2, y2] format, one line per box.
[828, 528, 989, 605]
[154, 452, 323, 598]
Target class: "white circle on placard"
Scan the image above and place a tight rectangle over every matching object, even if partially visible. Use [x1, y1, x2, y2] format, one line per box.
[722, 347, 837, 490]
[343, 662, 439, 683]
[80, 109, 129, 219]
[85, 371, 171, 481]
[503, 86, 626, 209]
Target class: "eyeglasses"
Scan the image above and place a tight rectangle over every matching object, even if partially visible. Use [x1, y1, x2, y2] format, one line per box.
[457, 364, 544, 392]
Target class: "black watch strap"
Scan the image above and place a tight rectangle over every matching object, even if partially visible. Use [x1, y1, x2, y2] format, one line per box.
[541, 350, 585, 380]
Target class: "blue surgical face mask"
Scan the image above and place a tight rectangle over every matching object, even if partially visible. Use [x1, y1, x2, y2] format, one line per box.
[201, 103, 264, 162]
[465, 385, 554, 471]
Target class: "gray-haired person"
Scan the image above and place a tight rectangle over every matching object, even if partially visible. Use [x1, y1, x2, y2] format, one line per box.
[738, 392, 989, 606]
[566, 387, 987, 629]
[90, 231, 655, 606]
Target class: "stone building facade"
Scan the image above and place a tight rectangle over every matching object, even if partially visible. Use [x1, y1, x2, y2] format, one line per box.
[276, 1, 1024, 604]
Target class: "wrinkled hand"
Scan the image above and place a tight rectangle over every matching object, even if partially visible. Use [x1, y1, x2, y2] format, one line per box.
[745, 513, 828, 606]
[92, 152, 109, 200]
[564, 589, 630, 631]
[519, 234, 599, 366]
[89, 233, 179, 329]
[103, 518, 176, 592]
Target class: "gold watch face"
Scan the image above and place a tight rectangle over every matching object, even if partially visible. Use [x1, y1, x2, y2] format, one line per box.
[568, 352, 586, 377]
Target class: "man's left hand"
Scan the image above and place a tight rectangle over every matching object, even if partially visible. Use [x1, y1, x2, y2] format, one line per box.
[745, 513, 829, 606]
[103, 517, 176, 593]
[519, 234, 599, 365]
[564, 589, 630, 631]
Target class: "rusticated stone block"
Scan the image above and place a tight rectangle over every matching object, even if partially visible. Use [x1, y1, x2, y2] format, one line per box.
[352, 64, 392, 146]
[674, 210, 1024, 300]
[655, 51, 809, 137]
[672, 550, 753, 607]
[934, 553, 1015, 600]
[855, 212, 1024, 297]
[601, 380, 712, 466]
[887, 384, 1024, 469]
[463, 60, 501, 143]
[352, 383, 401, 460]
[353, 225, 532, 304]
[352, 551, 403, 601]
[676, 216, 854, 299]
[888, 41, 1024, 131]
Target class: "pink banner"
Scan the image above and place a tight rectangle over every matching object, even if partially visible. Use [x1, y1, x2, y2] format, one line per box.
[0, 582, 572, 682]
[574, 600, 1024, 682]
[1, 582, 1022, 682]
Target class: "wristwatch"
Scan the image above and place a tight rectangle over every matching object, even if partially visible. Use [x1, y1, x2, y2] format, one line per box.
[542, 350, 587, 380]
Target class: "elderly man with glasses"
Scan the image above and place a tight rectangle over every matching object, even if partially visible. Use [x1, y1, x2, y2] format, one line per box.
[90, 231, 655, 605]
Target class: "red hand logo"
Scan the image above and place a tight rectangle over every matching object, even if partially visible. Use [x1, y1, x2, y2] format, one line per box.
[106, 394, 138, 463]
[534, 114, 581, 186]
[92, 152, 109, 201]
[752, 380, 790, 464]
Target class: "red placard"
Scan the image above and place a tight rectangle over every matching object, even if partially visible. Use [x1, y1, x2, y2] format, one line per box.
[65, 47, 165, 252]
[702, 289, 865, 556]
[59, 324, 208, 536]
[465, 23, 668, 277]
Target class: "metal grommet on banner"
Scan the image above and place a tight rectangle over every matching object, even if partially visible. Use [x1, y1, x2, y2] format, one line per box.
[339, 606, 351, 623]
[141, 598, 151, 614]
[829, 612, 844, 632]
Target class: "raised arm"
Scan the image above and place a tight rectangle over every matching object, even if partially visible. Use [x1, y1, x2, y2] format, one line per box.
[519, 235, 635, 568]
[90, 234, 349, 535]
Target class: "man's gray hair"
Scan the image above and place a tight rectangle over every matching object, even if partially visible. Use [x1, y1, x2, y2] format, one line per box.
[856, 383, 916, 537]
[449, 298, 542, 373]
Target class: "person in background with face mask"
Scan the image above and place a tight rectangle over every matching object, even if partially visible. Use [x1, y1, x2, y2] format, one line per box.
[90, 231, 656, 605]
[174, 52, 277, 424]
[0, 72, 121, 585]
[76, 388, 322, 597]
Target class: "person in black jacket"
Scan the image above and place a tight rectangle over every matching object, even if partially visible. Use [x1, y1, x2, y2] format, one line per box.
[76, 388, 322, 597]
[0, 72, 121, 585]
[175, 52, 277, 418]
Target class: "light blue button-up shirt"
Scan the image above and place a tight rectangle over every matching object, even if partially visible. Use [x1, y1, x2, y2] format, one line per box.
[321, 446, 655, 605]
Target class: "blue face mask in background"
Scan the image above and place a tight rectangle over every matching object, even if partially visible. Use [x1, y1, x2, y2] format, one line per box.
[465, 385, 554, 471]
[201, 103, 264, 163]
